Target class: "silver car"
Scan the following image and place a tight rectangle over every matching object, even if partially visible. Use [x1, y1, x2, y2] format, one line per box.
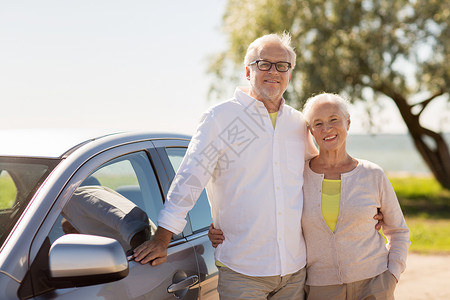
[0, 130, 218, 299]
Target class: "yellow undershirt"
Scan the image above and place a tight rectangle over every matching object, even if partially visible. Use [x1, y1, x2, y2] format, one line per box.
[216, 260, 226, 267]
[269, 112, 278, 128]
[321, 179, 341, 232]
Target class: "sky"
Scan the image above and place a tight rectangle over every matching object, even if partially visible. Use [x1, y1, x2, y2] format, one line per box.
[1, 0, 448, 136]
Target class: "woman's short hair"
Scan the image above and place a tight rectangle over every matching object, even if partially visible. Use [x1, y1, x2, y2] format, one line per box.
[302, 93, 350, 125]
[244, 32, 296, 68]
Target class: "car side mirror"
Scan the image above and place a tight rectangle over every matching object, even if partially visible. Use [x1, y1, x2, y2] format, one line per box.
[48, 234, 129, 288]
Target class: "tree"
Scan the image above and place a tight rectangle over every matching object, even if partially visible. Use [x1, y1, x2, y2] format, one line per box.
[208, 0, 450, 189]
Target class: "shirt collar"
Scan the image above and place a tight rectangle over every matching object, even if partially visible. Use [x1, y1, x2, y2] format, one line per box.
[235, 87, 286, 113]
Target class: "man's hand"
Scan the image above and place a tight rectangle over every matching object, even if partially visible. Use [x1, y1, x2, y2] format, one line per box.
[208, 223, 225, 248]
[133, 226, 173, 266]
[374, 208, 384, 231]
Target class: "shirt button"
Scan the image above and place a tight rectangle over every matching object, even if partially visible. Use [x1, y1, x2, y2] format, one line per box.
[278, 212, 282, 215]
[276, 187, 280, 190]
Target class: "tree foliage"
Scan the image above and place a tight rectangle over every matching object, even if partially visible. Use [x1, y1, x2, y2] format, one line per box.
[209, 0, 450, 189]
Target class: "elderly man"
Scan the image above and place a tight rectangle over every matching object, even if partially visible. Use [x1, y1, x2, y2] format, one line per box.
[133, 33, 316, 299]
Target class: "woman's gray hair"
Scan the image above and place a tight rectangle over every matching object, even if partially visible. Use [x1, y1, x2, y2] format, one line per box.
[302, 93, 350, 125]
[244, 32, 296, 68]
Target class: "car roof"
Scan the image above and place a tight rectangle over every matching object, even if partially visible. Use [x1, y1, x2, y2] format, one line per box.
[0, 129, 190, 158]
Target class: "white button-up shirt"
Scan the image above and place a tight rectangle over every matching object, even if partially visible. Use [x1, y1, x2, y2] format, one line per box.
[158, 87, 317, 276]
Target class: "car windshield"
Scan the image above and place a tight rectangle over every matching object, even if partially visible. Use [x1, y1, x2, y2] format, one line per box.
[0, 157, 60, 247]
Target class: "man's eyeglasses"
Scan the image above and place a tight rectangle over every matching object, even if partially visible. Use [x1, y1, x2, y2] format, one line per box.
[248, 60, 292, 72]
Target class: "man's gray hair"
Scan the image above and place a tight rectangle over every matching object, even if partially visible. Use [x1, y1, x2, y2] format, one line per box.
[302, 93, 350, 125]
[244, 32, 296, 68]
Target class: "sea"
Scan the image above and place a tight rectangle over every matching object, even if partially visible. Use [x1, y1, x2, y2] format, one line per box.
[346, 133, 450, 176]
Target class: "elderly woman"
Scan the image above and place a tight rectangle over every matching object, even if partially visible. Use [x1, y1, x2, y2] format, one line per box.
[300, 93, 410, 299]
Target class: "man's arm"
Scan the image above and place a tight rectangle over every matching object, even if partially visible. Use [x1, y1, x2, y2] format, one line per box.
[374, 208, 384, 231]
[208, 215, 384, 249]
[132, 226, 173, 266]
[134, 111, 222, 266]
[157, 110, 222, 236]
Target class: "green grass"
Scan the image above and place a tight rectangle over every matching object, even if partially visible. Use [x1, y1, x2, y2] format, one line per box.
[389, 176, 450, 254]
[0, 175, 16, 209]
[93, 175, 139, 190]
[405, 218, 450, 254]
[390, 176, 450, 219]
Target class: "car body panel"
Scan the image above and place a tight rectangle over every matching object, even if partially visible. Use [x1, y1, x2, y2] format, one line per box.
[39, 241, 200, 300]
[187, 233, 220, 300]
[0, 130, 218, 299]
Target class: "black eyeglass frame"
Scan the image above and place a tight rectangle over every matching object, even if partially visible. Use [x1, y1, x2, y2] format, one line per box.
[248, 60, 292, 72]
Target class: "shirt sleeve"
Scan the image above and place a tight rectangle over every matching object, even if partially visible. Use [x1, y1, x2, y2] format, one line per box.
[158, 110, 221, 234]
[379, 173, 411, 281]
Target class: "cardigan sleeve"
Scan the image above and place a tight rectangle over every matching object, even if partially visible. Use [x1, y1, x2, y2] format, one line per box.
[379, 172, 411, 281]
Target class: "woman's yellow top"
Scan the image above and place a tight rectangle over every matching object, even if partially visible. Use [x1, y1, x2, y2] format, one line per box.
[321, 179, 341, 232]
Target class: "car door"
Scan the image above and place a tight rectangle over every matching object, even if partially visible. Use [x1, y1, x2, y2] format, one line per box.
[152, 139, 219, 300]
[26, 139, 202, 299]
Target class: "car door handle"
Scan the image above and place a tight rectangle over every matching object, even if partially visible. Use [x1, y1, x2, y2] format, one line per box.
[167, 274, 199, 293]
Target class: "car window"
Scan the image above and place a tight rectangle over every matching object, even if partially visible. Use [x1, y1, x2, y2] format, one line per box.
[165, 147, 213, 233]
[0, 170, 16, 209]
[49, 151, 163, 252]
[0, 158, 58, 248]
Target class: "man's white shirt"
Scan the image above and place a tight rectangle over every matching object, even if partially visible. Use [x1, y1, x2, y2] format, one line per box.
[158, 87, 316, 276]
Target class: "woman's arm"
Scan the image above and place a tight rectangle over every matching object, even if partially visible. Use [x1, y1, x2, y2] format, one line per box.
[380, 173, 411, 281]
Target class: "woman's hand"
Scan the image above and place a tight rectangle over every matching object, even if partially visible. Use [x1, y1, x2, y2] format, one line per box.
[208, 223, 225, 248]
